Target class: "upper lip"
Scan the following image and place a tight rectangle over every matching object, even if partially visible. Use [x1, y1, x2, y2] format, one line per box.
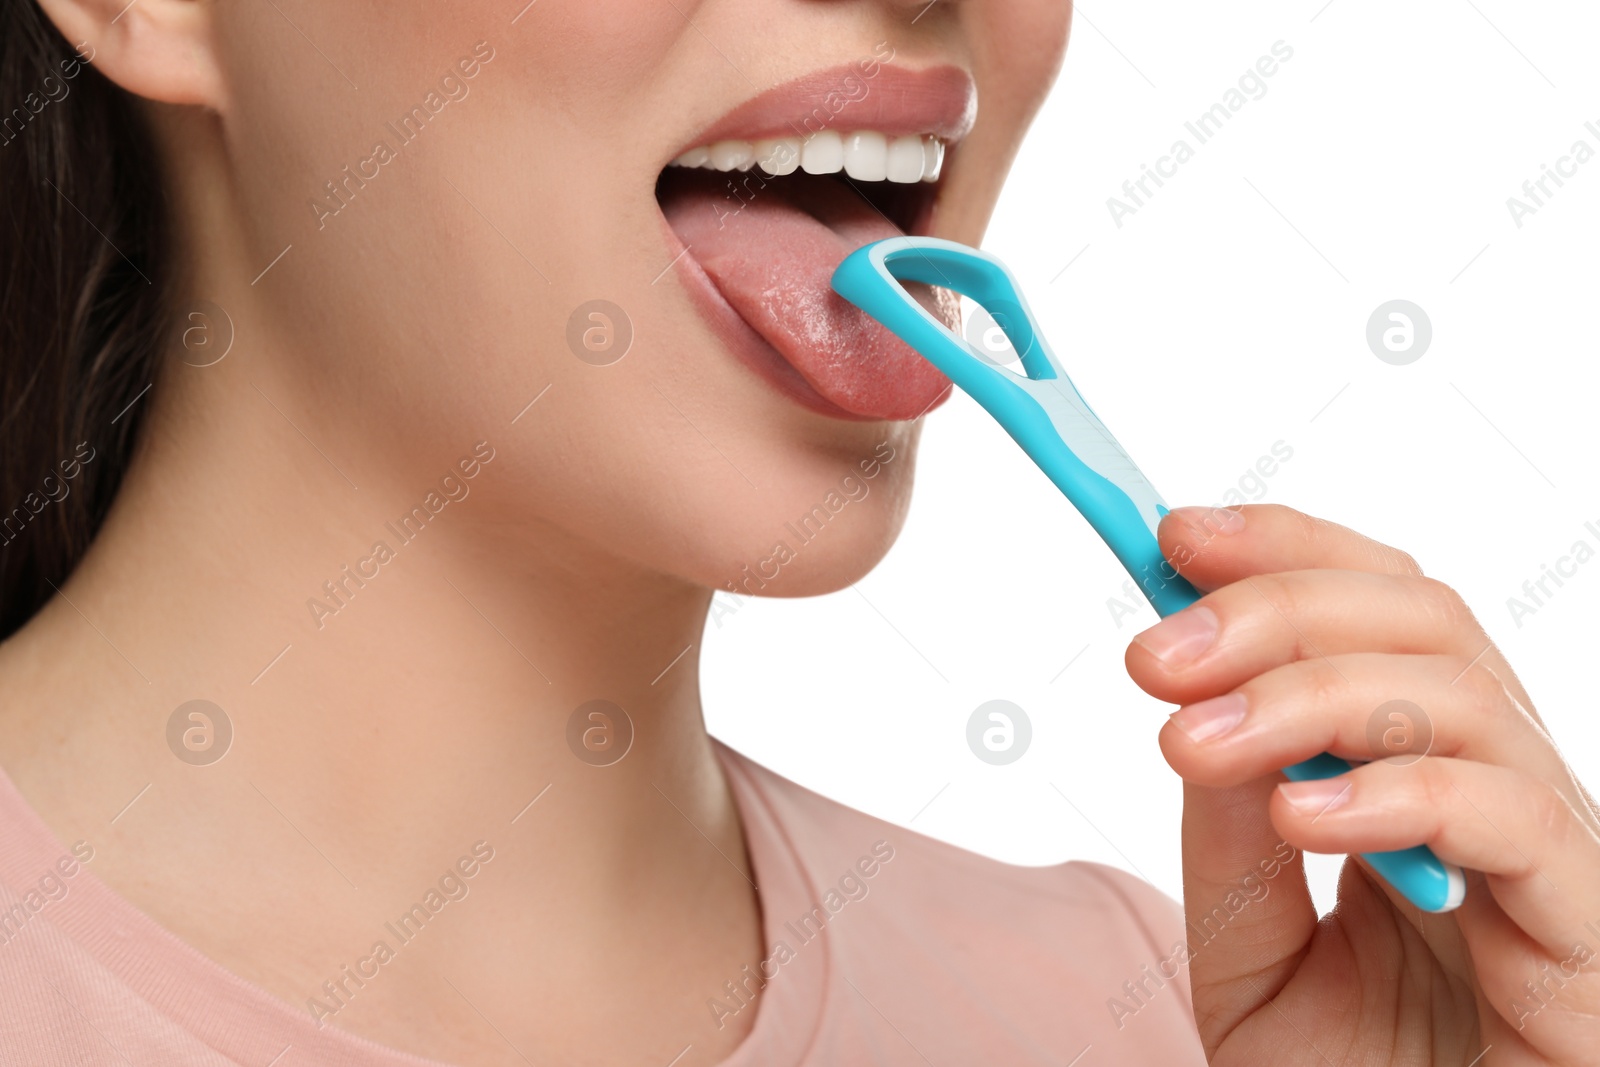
[672, 63, 977, 159]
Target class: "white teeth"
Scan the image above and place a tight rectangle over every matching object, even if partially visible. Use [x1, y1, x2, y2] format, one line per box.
[885, 135, 925, 184]
[708, 140, 755, 172]
[668, 130, 946, 183]
[754, 138, 801, 176]
[800, 130, 843, 175]
[842, 131, 888, 181]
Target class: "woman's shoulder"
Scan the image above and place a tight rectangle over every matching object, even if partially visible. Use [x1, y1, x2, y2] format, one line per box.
[714, 740, 1206, 1064]
[716, 739, 1182, 942]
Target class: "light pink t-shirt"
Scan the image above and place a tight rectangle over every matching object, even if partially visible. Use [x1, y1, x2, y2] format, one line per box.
[0, 742, 1205, 1064]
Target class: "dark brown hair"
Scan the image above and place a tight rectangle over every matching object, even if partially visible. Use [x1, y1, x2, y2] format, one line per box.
[1, 0, 171, 639]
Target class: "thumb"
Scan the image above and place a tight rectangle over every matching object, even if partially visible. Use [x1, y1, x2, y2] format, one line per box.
[1180, 776, 1317, 1051]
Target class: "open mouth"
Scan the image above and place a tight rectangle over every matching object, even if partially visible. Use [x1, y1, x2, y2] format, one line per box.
[664, 129, 945, 229]
[653, 65, 974, 422]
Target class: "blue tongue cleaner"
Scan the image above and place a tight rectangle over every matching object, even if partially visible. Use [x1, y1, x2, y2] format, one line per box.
[831, 235, 1469, 916]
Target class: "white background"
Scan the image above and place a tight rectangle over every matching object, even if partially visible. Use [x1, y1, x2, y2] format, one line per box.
[704, 0, 1600, 915]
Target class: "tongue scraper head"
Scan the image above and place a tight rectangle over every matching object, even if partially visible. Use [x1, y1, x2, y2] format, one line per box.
[832, 236, 1195, 614]
[829, 235, 1466, 915]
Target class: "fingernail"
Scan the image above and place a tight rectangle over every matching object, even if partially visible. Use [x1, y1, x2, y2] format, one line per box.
[1173, 505, 1245, 536]
[1133, 605, 1219, 668]
[1170, 692, 1247, 743]
[1279, 778, 1354, 817]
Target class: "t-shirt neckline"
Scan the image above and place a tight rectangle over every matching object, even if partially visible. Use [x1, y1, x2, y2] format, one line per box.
[0, 739, 824, 1067]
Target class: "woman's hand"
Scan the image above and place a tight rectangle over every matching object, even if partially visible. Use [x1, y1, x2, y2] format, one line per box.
[1124, 503, 1600, 1065]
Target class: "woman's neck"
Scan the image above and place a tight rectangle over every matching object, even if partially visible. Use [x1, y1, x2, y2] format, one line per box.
[0, 363, 765, 1064]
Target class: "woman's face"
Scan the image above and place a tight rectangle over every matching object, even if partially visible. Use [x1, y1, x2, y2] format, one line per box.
[198, 0, 1070, 596]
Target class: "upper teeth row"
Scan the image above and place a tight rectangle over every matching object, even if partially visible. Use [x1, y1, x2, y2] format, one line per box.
[669, 131, 944, 183]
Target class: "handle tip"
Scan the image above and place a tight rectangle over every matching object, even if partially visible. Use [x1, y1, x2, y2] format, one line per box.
[1431, 862, 1468, 914]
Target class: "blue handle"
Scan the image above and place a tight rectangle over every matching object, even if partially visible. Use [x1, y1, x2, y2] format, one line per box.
[832, 236, 1466, 914]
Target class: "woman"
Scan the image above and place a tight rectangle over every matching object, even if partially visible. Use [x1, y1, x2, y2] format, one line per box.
[1, 0, 1596, 1062]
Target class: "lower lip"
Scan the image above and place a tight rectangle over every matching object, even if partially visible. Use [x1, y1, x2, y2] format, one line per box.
[652, 214, 952, 423]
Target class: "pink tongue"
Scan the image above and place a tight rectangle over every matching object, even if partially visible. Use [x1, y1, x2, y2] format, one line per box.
[660, 169, 955, 420]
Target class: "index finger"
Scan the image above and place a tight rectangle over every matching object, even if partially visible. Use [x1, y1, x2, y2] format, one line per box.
[1158, 503, 1424, 591]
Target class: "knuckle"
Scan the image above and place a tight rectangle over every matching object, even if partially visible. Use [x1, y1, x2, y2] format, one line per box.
[1293, 510, 1330, 554]
[1417, 762, 1463, 824]
[1243, 572, 1301, 633]
[1390, 548, 1424, 578]
[1455, 658, 1509, 715]
[1411, 575, 1476, 631]
[1527, 782, 1575, 850]
[1417, 760, 1452, 807]
[1300, 658, 1346, 717]
[1413, 573, 1461, 610]
[1304, 511, 1418, 576]
[1248, 659, 1342, 731]
[1341, 519, 1422, 577]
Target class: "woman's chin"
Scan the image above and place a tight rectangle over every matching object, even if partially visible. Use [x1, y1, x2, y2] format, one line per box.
[708, 498, 911, 601]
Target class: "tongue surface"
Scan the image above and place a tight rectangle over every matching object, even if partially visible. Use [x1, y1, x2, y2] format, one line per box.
[660, 169, 955, 420]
